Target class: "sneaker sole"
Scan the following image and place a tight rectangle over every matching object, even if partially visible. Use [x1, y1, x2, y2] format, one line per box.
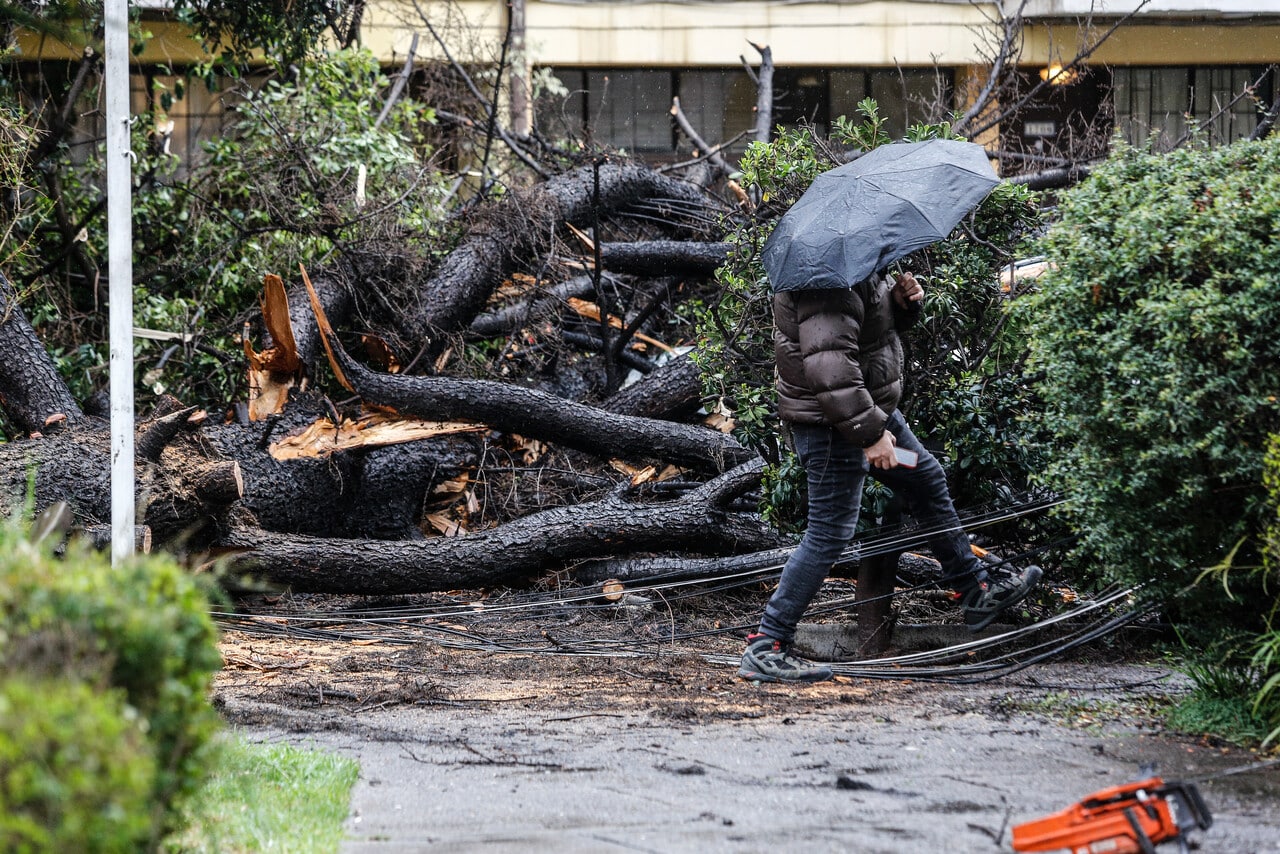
[965, 566, 1043, 633]
[737, 667, 833, 684]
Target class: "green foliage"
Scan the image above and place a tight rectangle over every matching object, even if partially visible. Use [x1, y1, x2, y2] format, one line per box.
[1023, 136, 1280, 637]
[170, 0, 351, 67]
[0, 676, 157, 854]
[899, 180, 1045, 506]
[131, 49, 443, 405]
[1166, 655, 1273, 747]
[0, 519, 224, 839]
[1250, 434, 1280, 746]
[760, 452, 807, 534]
[2, 38, 447, 410]
[691, 127, 824, 466]
[695, 104, 1045, 528]
[831, 99, 892, 152]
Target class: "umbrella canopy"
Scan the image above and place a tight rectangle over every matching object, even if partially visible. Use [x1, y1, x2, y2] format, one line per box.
[761, 139, 999, 292]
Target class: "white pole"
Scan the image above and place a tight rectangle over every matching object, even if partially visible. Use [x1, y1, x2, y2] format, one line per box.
[105, 0, 134, 565]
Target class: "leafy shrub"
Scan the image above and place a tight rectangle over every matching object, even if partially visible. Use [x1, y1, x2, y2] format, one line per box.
[0, 522, 224, 838]
[0, 677, 157, 854]
[1249, 434, 1280, 745]
[1023, 135, 1280, 641]
[4, 46, 447, 411]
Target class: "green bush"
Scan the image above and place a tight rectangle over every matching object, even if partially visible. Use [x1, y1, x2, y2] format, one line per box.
[0, 677, 157, 854]
[1024, 135, 1280, 642]
[0, 522, 224, 839]
[1249, 434, 1280, 745]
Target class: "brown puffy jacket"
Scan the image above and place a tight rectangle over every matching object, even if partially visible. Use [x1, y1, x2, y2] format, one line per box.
[773, 275, 915, 447]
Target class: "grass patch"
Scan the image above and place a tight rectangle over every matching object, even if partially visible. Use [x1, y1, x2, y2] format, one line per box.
[1166, 692, 1272, 747]
[168, 735, 359, 853]
[996, 690, 1173, 734]
[1165, 658, 1274, 747]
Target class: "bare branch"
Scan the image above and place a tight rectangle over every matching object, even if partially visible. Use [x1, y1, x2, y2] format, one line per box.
[412, 3, 550, 179]
[1249, 65, 1280, 142]
[955, 0, 1030, 135]
[669, 96, 734, 180]
[962, 0, 1156, 140]
[748, 41, 775, 143]
[375, 32, 419, 129]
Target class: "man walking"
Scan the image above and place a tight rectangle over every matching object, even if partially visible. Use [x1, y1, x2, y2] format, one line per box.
[739, 270, 1042, 684]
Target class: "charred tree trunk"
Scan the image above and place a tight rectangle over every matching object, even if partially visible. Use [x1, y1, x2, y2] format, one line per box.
[468, 274, 602, 339]
[601, 354, 705, 421]
[0, 423, 242, 546]
[222, 458, 766, 593]
[402, 163, 711, 349]
[0, 274, 83, 434]
[598, 241, 729, 277]
[318, 324, 753, 472]
[202, 396, 479, 538]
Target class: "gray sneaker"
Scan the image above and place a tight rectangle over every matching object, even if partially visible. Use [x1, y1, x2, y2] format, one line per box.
[960, 564, 1043, 632]
[738, 634, 833, 684]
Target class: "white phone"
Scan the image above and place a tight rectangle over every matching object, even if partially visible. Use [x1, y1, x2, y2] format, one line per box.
[893, 447, 919, 468]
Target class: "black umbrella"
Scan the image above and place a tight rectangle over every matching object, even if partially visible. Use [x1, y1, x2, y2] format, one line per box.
[761, 139, 999, 292]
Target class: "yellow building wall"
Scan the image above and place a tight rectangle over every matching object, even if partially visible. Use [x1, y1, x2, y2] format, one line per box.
[14, 21, 214, 65]
[362, 0, 997, 67]
[13, 3, 1280, 70]
[1022, 22, 1280, 66]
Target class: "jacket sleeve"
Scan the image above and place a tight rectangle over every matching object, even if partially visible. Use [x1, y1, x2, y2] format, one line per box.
[792, 289, 888, 447]
[894, 298, 923, 333]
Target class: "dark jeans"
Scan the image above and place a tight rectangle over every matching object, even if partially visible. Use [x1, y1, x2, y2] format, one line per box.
[758, 411, 984, 644]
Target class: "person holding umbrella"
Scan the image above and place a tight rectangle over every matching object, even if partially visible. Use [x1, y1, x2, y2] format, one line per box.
[738, 140, 1043, 684]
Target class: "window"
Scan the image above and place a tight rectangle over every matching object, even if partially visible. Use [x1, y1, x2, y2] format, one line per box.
[1113, 66, 1273, 150]
[675, 70, 756, 157]
[585, 70, 673, 154]
[1194, 67, 1268, 145]
[832, 69, 953, 139]
[535, 66, 956, 162]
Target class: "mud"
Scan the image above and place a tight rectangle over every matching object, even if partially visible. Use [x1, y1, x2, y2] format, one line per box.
[214, 633, 1280, 853]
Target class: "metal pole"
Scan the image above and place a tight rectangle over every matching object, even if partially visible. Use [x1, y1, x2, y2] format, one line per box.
[105, 0, 134, 565]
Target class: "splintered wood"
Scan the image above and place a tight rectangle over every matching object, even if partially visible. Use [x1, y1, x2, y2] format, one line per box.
[269, 411, 485, 460]
[244, 273, 303, 420]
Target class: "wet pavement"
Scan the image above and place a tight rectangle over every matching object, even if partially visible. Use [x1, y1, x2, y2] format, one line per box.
[222, 661, 1280, 853]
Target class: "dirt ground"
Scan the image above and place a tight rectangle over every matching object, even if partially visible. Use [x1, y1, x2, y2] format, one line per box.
[212, 599, 1280, 854]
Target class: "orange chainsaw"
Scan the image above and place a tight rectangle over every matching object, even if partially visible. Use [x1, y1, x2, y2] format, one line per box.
[1011, 776, 1212, 854]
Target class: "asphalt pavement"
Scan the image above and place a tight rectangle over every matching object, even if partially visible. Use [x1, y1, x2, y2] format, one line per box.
[226, 663, 1280, 853]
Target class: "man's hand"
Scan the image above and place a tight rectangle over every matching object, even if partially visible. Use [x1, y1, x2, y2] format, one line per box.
[891, 271, 924, 309]
[864, 431, 898, 470]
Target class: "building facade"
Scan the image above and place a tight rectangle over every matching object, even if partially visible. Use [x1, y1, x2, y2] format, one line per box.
[365, 0, 1280, 166]
[12, 1, 1280, 171]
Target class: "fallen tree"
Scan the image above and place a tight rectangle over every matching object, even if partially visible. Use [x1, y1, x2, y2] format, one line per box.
[221, 458, 772, 593]
[0, 138, 769, 591]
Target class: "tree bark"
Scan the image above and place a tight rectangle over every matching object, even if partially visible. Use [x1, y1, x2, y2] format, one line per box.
[507, 0, 532, 137]
[468, 274, 601, 339]
[221, 458, 766, 593]
[598, 241, 729, 277]
[748, 42, 775, 143]
[0, 424, 241, 546]
[202, 399, 479, 538]
[601, 353, 704, 421]
[0, 274, 83, 434]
